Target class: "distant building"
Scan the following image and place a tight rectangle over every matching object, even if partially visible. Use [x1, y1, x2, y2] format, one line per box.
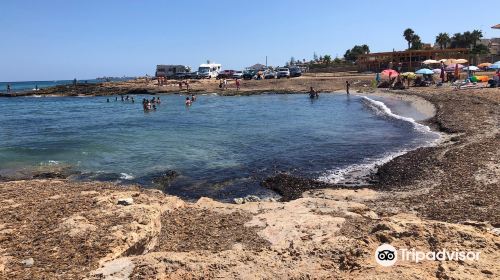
[356, 48, 469, 72]
[155, 65, 190, 78]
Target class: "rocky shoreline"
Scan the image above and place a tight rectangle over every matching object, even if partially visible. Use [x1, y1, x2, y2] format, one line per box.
[0, 82, 499, 279]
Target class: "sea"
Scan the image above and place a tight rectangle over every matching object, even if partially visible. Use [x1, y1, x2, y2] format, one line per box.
[0, 93, 440, 201]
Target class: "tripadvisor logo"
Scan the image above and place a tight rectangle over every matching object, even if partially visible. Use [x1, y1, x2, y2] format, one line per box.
[375, 243, 481, 267]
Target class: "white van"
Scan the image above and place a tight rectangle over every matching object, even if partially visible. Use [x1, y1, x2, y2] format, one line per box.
[198, 63, 222, 79]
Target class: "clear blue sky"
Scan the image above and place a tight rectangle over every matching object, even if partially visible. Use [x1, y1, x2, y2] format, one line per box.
[0, 0, 497, 81]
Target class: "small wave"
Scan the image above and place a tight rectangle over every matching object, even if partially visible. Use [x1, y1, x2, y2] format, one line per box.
[318, 150, 408, 185]
[361, 96, 432, 133]
[39, 160, 61, 166]
[120, 173, 135, 180]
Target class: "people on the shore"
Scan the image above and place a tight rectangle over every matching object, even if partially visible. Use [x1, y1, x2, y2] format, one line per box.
[184, 81, 190, 91]
[236, 79, 241, 90]
[179, 81, 183, 90]
[219, 80, 224, 90]
[223, 79, 228, 90]
[346, 81, 350, 95]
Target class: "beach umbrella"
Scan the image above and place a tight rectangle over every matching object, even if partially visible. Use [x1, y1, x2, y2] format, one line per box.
[422, 59, 439, 65]
[493, 61, 500, 65]
[489, 64, 500, 69]
[478, 63, 492, 68]
[454, 59, 468, 64]
[381, 69, 399, 77]
[400, 72, 416, 79]
[445, 64, 464, 71]
[463, 66, 479, 71]
[415, 68, 435, 75]
[438, 59, 449, 63]
[432, 68, 443, 74]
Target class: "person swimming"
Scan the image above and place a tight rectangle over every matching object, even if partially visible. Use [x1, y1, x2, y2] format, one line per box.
[185, 97, 192, 106]
[309, 87, 318, 98]
[156, 97, 161, 104]
[191, 94, 196, 102]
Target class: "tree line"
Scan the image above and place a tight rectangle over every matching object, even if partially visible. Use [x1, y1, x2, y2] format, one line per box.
[405, 28, 488, 54]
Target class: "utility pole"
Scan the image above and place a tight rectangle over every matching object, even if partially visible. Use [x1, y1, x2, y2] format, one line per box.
[265, 56, 268, 67]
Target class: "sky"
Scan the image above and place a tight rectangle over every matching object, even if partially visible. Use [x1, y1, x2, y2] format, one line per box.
[0, 0, 497, 82]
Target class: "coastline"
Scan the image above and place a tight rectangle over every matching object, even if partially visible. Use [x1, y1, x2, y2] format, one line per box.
[1, 79, 499, 278]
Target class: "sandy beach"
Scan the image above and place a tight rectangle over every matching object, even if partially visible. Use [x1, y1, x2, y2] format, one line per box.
[1, 77, 499, 279]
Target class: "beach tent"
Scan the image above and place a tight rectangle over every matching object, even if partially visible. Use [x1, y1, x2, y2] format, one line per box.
[415, 69, 434, 75]
[463, 66, 480, 71]
[422, 59, 439, 65]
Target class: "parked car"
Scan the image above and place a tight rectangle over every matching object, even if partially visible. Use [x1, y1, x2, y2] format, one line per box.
[264, 70, 276, 79]
[243, 69, 257, 80]
[217, 70, 236, 79]
[289, 66, 302, 77]
[232, 71, 243, 79]
[173, 72, 189, 79]
[276, 67, 290, 79]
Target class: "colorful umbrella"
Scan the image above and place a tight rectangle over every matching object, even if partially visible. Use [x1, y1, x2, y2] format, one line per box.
[445, 64, 464, 71]
[422, 59, 439, 65]
[478, 63, 492, 68]
[400, 72, 416, 79]
[381, 69, 399, 77]
[415, 69, 435, 75]
[462, 66, 480, 71]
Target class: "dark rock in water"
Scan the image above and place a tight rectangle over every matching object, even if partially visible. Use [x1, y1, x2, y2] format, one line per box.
[261, 173, 331, 202]
[151, 170, 179, 187]
[33, 172, 68, 179]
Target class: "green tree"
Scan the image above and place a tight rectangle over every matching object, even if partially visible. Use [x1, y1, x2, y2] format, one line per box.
[435, 32, 451, 49]
[410, 35, 423, 50]
[471, 44, 489, 55]
[403, 28, 415, 50]
[323, 55, 332, 65]
[471, 30, 483, 47]
[344, 45, 370, 62]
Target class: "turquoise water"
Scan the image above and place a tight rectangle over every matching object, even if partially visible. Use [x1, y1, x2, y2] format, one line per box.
[0, 93, 438, 200]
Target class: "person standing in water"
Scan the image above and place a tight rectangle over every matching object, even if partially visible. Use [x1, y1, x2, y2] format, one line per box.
[185, 97, 192, 106]
[6, 84, 11, 93]
[346, 81, 351, 95]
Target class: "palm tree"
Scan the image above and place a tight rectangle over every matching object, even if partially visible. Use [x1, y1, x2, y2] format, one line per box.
[471, 30, 483, 47]
[435, 33, 451, 49]
[403, 28, 415, 49]
[410, 35, 423, 50]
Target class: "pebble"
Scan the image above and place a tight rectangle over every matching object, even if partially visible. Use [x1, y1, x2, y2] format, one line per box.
[21, 258, 34, 268]
[117, 198, 134, 206]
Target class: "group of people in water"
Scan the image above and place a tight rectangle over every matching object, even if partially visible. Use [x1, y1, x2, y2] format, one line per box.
[106, 94, 198, 111]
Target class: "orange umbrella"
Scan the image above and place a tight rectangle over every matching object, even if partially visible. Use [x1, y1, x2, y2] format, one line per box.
[478, 63, 492, 68]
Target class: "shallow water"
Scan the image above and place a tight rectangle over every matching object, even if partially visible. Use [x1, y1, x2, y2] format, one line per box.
[0, 93, 439, 201]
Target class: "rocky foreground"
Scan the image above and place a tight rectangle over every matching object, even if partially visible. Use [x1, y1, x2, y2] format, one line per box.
[0, 88, 499, 279]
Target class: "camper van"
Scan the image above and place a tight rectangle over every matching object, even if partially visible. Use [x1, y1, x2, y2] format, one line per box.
[155, 65, 190, 78]
[197, 63, 221, 79]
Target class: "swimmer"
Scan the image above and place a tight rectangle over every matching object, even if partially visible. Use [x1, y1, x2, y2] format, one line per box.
[185, 97, 192, 106]
[309, 87, 318, 98]
[191, 94, 196, 102]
